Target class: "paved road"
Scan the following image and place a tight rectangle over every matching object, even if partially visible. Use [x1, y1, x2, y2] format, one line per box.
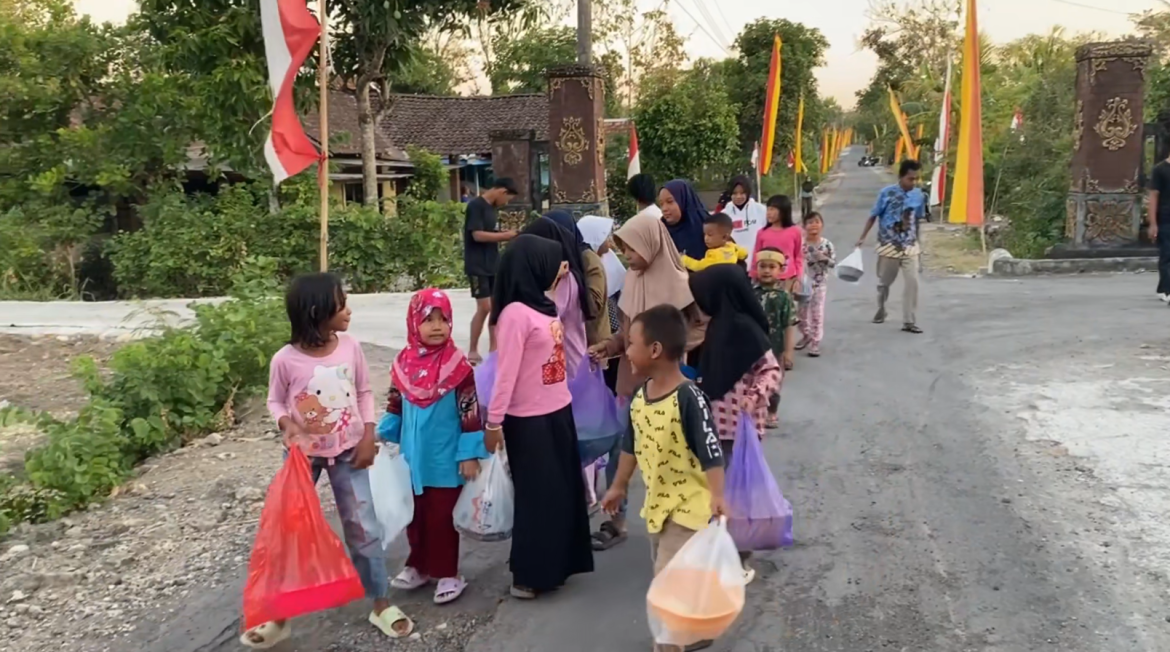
[11, 153, 1170, 652]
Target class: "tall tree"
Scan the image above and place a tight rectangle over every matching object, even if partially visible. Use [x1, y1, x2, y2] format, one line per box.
[490, 26, 577, 94]
[724, 19, 830, 160]
[633, 65, 740, 182]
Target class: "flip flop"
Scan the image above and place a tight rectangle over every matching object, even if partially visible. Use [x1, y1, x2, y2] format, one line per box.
[468, 352, 483, 366]
[591, 521, 628, 551]
[239, 621, 291, 649]
[368, 605, 414, 638]
[434, 577, 467, 605]
[794, 338, 810, 351]
[391, 567, 429, 590]
[901, 324, 923, 334]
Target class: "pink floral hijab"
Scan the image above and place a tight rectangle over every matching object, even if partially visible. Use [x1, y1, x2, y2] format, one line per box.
[390, 289, 472, 408]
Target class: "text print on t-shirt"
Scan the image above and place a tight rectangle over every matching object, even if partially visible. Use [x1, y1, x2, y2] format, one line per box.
[542, 320, 567, 385]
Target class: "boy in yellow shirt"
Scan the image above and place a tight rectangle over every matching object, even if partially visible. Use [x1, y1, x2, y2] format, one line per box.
[602, 304, 726, 652]
[681, 213, 748, 272]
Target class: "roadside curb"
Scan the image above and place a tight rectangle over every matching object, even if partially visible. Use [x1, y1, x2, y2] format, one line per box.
[988, 255, 1159, 277]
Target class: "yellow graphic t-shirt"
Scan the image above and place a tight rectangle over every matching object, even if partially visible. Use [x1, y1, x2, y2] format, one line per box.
[623, 380, 724, 533]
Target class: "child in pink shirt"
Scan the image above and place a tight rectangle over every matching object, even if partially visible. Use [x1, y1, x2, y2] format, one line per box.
[248, 273, 411, 648]
[751, 195, 803, 370]
[486, 234, 594, 599]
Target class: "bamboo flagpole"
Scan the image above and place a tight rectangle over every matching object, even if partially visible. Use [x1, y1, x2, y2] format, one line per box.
[318, 0, 330, 271]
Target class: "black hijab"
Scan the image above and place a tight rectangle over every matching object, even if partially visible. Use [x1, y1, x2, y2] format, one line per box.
[490, 234, 561, 325]
[544, 210, 589, 253]
[727, 174, 753, 210]
[688, 265, 772, 400]
[522, 215, 597, 320]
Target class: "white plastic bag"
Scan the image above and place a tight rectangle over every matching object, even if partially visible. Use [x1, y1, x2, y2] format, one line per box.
[836, 247, 864, 282]
[646, 517, 746, 647]
[369, 444, 414, 549]
[453, 451, 514, 542]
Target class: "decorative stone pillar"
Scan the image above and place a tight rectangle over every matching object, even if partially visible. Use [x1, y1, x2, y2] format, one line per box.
[1065, 41, 1152, 249]
[490, 129, 538, 231]
[547, 64, 609, 218]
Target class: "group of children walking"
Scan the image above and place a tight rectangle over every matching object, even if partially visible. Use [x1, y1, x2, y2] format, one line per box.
[244, 175, 836, 652]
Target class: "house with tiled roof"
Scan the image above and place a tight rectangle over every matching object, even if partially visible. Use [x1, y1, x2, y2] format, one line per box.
[304, 90, 549, 209]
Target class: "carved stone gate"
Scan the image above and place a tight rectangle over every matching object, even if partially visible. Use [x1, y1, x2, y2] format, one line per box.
[1065, 41, 1152, 249]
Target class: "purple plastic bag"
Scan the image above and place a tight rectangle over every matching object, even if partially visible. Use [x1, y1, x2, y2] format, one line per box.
[474, 352, 498, 418]
[567, 364, 623, 441]
[724, 412, 793, 551]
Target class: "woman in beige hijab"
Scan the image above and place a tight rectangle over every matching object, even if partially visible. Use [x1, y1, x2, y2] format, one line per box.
[584, 210, 706, 551]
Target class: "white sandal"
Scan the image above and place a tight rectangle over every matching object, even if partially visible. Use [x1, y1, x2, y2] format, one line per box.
[391, 567, 429, 590]
[239, 621, 291, 649]
[434, 576, 467, 605]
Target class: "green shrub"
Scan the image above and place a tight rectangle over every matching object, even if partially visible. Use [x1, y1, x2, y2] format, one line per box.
[0, 263, 287, 534]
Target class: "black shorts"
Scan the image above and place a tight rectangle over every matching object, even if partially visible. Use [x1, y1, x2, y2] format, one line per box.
[469, 275, 494, 300]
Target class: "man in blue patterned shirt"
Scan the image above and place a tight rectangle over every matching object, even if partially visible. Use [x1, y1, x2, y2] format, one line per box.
[856, 159, 925, 333]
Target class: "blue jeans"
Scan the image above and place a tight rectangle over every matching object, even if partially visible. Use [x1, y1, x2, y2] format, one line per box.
[577, 433, 627, 519]
[308, 448, 389, 601]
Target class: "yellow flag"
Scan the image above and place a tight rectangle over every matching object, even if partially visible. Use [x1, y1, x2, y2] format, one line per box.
[759, 35, 782, 175]
[949, 0, 985, 225]
[888, 87, 915, 160]
[820, 129, 830, 174]
[794, 94, 806, 174]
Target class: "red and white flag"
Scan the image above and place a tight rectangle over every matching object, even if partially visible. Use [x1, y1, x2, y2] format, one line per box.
[627, 126, 641, 179]
[930, 57, 953, 207]
[1010, 107, 1025, 141]
[261, 0, 321, 184]
[785, 151, 795, 169]
[750, 141, 760, 169]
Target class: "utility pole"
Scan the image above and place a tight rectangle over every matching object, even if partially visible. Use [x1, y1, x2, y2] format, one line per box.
[577, 0, 592, 64]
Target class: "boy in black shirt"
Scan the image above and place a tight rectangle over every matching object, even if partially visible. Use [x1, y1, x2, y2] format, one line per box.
[464, 178, 519, 362]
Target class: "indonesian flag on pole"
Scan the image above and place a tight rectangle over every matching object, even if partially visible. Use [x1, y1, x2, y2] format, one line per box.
[750, 141, 760, 169]
[627, 126, 641, 179]
[930, 57, 953, 207]
[786, 151, 795, 169]
[1011, 107, 1025, 141]
[260, 0, 321, 184]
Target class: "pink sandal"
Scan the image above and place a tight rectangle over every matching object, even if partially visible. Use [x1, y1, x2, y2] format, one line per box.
[434, 577, 467, 605]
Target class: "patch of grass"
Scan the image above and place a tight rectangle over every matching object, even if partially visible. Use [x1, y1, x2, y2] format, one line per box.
[920, 224, 986, 275]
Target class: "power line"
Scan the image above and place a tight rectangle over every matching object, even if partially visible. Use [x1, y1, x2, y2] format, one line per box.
[1043, 0, 1143, 16]
[672, 0, 731, 55]
[697, 0, 738, 49]
[688, 0, 734, 52]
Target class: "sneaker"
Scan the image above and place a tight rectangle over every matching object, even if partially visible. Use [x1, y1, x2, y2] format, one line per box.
[1159, 293, 1170, 303]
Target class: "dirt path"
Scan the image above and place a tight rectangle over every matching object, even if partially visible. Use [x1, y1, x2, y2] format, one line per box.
[1, 342, 513, 652]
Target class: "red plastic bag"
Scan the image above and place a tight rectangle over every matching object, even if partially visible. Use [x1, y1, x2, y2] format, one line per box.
[242, 447, 365, 629]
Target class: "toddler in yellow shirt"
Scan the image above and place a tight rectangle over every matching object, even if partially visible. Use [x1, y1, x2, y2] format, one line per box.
[682, 213, 748, 272]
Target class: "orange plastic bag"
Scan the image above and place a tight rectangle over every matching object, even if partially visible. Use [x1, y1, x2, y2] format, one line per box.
[647, 517, 746, 646]
[242, 447, 365, 629]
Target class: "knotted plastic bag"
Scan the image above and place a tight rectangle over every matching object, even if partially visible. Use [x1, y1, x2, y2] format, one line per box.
[836, 247, 864, 282]
[453, 450, 514, 541]
[369, 444, 414, 549]
[567, 363, 623, 441]
[647, 517, 746, 647]
[725, 413, 794, 551]
[473, 352, 498, 417]
[242, 447, 364, 630]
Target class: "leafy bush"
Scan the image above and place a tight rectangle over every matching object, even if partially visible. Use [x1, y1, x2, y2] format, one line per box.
[0, 263, 287, 534]
[107, 172, 464, 298]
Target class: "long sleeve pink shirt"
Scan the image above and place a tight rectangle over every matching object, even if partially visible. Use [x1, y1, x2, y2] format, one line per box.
[486, 302, 573, 425]
[267, 333, 376, 458]
[751, 225, 804, 281]
[554, 274, 588, 380]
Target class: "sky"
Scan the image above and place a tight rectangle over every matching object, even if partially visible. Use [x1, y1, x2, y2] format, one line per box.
[74, 0, 1154, 108]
